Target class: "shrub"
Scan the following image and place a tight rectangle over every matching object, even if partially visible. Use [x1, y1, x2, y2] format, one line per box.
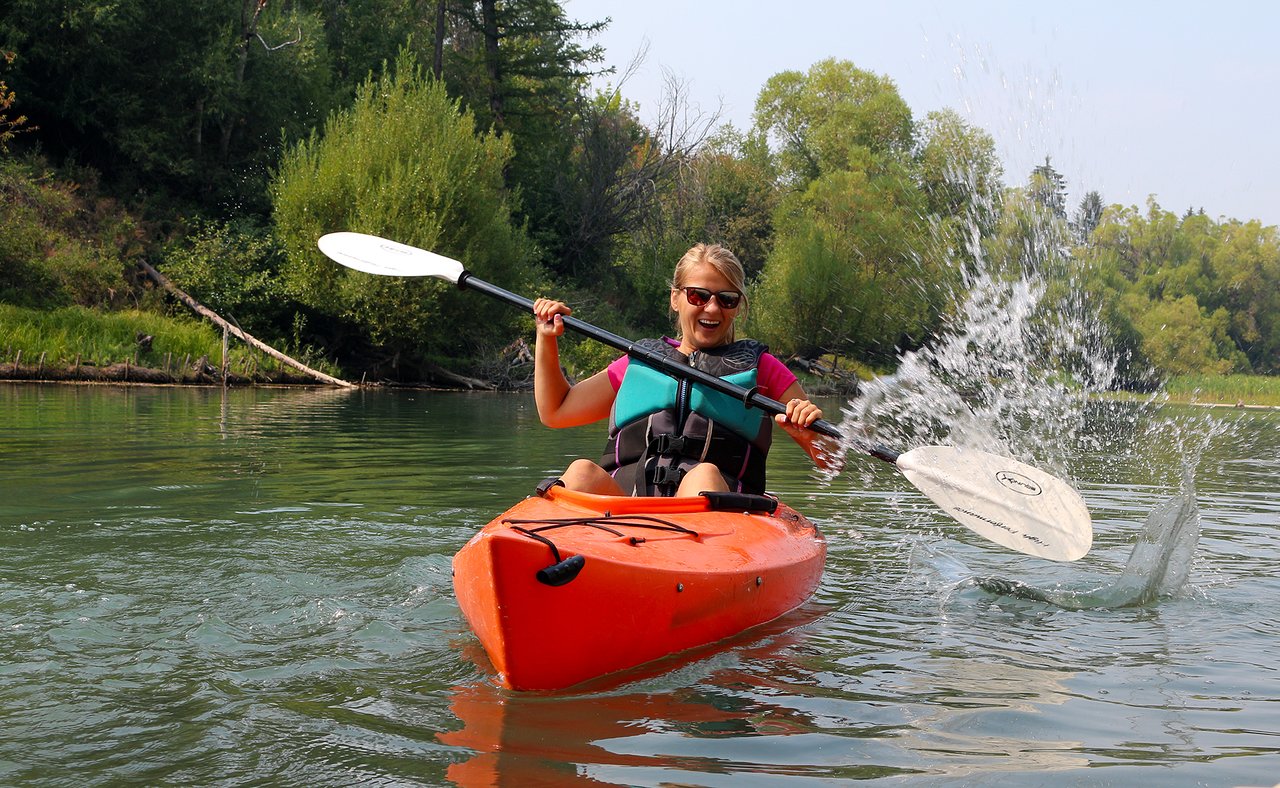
[272, 50, 537, 371]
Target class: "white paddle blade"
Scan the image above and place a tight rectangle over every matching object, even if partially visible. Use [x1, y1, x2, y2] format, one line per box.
[895, 446, 1093, 561]
[317, 232, 464, 282]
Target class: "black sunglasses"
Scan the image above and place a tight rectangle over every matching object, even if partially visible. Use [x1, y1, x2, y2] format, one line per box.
[682, 286, 743, 310]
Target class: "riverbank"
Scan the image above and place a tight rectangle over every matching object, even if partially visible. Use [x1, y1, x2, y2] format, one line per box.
[1, 302, 347, 387]
[1160, 373, 1280, 408]
[1087, 373, 1280, 410]
[0, 302, 864, 392]
[0, 359, 325, 387]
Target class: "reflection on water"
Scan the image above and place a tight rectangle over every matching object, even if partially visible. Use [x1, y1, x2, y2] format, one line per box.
[2, 385, 1280, 786]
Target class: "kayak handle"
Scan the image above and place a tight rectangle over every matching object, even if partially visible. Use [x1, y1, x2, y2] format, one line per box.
[536, 554, 586, 587]
[700, 491, 778, 514]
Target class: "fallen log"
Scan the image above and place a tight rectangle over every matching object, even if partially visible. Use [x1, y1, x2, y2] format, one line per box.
[426, 362, 496, 390]
[138, 260, 355, 388]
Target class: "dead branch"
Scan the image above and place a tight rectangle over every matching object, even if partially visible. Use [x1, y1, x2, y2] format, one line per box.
[139, 259, 355, 388]
[256, 27, 302, 51]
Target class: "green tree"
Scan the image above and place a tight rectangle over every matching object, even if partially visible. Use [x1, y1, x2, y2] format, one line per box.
[534, 71, 725, 285]
[982, 177, 1075, 285]
[750, 153, 943, 361]
[1205, 219, 1280, 372]
[538, 88, 656, 279]
[1122, 293, 1244, 375]
[748, 61, 1004, 364]
[0, 0, 334, 208]
[0, 50, 33, 153]
[159, 219, 287, 335]
[271, 50, 534, 375]
[442, 0, 605, 134]
[626, 126, 778, 268]
[1074, 197, 1272, 377]
[917, 109, 1002, 221]
[753, 58, 914, 186]
[438, 0, 611, 275]
[977, 171, 1125, 387]
[693, 128, 780, 281]
[916, 108, 1003, 272]
[319, 0, 426, 87]
[1070, 216, 1152, 386]
[0, 156, 142, 309]
[203, 1, 335, 201]
[607, 124, 779, 335]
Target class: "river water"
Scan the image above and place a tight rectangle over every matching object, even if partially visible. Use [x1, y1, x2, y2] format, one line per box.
[2, 382, 1278, 786]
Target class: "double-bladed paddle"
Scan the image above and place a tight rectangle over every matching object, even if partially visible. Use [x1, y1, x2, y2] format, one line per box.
[317, 231, 1094, 561]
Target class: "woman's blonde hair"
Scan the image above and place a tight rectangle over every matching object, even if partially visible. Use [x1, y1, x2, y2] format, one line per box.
[671, 243, 748, 342]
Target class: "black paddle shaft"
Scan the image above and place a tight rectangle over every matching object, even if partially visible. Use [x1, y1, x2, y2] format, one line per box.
[457, 272, 900, 464]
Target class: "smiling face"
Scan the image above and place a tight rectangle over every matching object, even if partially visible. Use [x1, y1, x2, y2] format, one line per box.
[671, 261, 743, 353]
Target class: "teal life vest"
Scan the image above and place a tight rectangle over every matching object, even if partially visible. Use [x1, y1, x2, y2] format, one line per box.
[600, 338, 774, 496]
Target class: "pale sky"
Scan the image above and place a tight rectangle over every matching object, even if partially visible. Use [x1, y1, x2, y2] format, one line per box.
[565, 0, 1280, 228]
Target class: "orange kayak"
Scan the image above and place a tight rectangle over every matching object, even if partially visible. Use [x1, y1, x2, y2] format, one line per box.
[452, 483, 826, 691]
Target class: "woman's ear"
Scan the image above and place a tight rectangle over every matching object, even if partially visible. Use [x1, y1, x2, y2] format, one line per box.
[669, 288, 680, 312]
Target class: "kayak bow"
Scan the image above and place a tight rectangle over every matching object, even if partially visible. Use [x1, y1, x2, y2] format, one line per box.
[452, 484, 826, 690]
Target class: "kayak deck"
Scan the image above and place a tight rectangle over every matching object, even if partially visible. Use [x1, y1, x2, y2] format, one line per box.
[452, 484, 826, 691]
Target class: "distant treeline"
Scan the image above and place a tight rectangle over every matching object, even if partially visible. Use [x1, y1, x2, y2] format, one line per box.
[1, 1, 1276, 384]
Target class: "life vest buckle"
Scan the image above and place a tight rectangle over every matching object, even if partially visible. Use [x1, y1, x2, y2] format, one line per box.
[648, 464, 687, 485]
[648, 434, 688, 455]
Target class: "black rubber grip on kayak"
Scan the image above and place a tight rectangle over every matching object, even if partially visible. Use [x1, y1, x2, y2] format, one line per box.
[535, 477, 565, 497]
[700, 491, 778, 514]
[536, 554, 586, 586]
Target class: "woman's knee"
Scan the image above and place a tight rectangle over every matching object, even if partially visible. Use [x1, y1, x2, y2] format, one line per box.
[677, 463, 729, 496]
[562, 459, 623, 495]
[565, 458, 603, 475]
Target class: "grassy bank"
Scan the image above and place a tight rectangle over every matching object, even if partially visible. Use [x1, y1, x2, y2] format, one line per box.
[1162, 374, 1280, 407]
[0, 303, 338, 380]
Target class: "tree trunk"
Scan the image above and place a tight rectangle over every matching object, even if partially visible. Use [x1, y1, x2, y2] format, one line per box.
[219, 0, 260, 163]
[432, 0, 447, 79]
[480, 0, 503, 131]
[194, 97, 204, 158]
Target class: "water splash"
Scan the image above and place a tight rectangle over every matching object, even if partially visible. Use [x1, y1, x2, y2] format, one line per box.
[906, 458, 1204, 611]
[899, 371, 1230, 609]
[840, 238, 1118, 482]
[828, 112, 1230, 595]
[974, 487, 1200, 609]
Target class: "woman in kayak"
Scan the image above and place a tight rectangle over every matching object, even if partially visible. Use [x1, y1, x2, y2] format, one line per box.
[533, 242, 835, 497]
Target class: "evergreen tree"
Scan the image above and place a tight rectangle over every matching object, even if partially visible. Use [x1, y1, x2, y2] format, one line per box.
[1029, 156, 1068, 219]
[1075, 190, 1104, 242]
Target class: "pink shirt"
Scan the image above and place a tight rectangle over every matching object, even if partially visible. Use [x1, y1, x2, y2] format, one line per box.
[605, 340, 797, 400]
